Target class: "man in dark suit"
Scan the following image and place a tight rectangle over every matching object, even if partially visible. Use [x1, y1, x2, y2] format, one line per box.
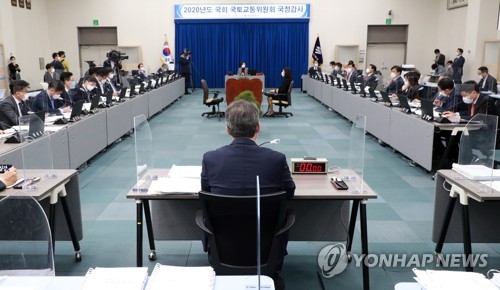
[201, 99, 295, 198]
[60, 72, 76, 106]
[387, 65, 405, 96]
[443, 80, 497, 121]
[0, 80, 30, 129]
[179, 50, 192, 94]
[136, 63, 149, 82]
[31, 81, 68, 114]
[477, 66, 498, 94]
[452, 48, 465, 84]
[308, 60, 321, 78]
[72, 76, 98, 103]
[364, 64, 378, 89]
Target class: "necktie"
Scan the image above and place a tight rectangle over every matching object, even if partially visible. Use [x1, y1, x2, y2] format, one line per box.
[18, 101, 25, 115]
[471, 103, 475, 116]
[51, 98, 55, 109]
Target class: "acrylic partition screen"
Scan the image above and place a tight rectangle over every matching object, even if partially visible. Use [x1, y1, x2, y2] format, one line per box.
[456, 113, 498, 193]
[347, 114, 367, 194]
[0, 195, 54, 276]
[133, 114, 154, 191]
[19, 114, 53, 181]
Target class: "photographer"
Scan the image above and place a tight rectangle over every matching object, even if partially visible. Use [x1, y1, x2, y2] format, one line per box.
[179, 49, 191, 95]
[8, 56, 21, 81]
[103, 50, 126, 86]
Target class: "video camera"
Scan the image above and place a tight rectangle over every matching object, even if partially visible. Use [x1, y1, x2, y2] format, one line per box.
[106, 50, 129, 62]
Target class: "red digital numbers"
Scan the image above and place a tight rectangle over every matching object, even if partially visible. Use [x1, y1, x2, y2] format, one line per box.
[298, 163, 323, 172]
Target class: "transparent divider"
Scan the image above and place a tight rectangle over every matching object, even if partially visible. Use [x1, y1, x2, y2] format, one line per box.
[347, 114, 367, 194]
[455, 113, 498, 193]
[20, 114, 54, 187]
[0, 195, 54, 276]
[133, 114, 156, 192]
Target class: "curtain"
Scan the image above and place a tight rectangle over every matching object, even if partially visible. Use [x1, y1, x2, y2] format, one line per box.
[175, 19, 309, 89]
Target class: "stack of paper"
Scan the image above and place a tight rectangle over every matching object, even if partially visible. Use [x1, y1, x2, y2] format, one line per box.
[146, 264, 215, 290]
[452, 163, 500, 181]
[148, 164, 201, 194]
[81, 267, 148, 290]
[412, 269, 498, 290]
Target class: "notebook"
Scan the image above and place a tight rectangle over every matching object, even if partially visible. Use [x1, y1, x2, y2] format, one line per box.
[145, 263, 215, 290]
[81, 267, 148, 290]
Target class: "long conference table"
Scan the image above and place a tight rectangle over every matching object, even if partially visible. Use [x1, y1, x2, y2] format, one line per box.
[0, 79, 185, 169]
[302, 76, 436, 171]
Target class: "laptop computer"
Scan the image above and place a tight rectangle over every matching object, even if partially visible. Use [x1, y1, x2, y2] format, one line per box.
[329, 75, 336, 86]
[368, 88, 378, 102]
[68, 100, 84, 122]
[105, 90, 113, 106]
[90, 95, 100, 111]
[397, 95, 412, 114]
[28, 112, 45, 139]
[420, 98, 449, 122]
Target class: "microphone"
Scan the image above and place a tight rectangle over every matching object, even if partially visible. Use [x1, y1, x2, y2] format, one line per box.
[258, 138, 280, 147]
[1, 122, 21, 144]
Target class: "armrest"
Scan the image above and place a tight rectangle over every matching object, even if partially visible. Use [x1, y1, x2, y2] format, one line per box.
[275, 209, 295, 236]
[195, 209, 213, 235]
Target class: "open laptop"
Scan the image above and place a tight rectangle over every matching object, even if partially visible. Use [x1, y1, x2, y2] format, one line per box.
[397, 95, 412, 114]
[66, 100, 84, 122]
[28, 112, 45, 139]
[328, 75, 336, 86]
[350, 81, 358, 94]
[419, 98, 450, 123]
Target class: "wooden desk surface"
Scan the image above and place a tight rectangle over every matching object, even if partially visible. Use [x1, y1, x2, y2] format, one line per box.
[0, 169, 77, 200]
[438, 169, 500, 201]
[127, 168, 377, 200]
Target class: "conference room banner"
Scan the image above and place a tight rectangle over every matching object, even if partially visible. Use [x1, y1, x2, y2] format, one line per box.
[175, 4, 310, 19]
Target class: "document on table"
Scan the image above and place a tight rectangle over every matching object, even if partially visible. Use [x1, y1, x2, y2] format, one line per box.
[147, 164, 202, 194]
[145, 263, 215, 290]
[412, 268, 499, 290]
[81, 267, 148, 290]
[452, 164, 500, 181]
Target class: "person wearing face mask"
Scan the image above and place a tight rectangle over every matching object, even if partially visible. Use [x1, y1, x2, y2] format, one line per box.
[443, 80, 497, 121]
[387, 65, 404, 96]
[400, 72, 422, 102]
[137, 63, 149, 82]
[52, 52, 64, 76]
[31, 81, 69, 114]
[434, 49, 445, 72]
[58, 51, 69, 72]
[8, 56, 21, 81]
[433, 77, 466, 113]
[43, 63, 59, 83]
[363, 64, 378, 90]
[72, 76, 98, 103]
[452, 48, 465, 84]
[95, 68, 113, 96]
[237, 61, 248, 76]
[265, 67, 293, 116]
[0, 80, 30, 129]
[60, 72, 77, 106]
[445, 61, 454, 78]
[345, 63, 359, 83]
[477, 66, 498, 94]
[308, 61, 320, 78]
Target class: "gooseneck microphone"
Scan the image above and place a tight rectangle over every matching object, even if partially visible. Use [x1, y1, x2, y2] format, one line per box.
[258, 138, 280, 147]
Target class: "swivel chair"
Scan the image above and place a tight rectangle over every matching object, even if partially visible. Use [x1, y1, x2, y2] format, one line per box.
[267, 81, 294, 118]
[201, 79, 224, 121]
[196, 191, 295, 277]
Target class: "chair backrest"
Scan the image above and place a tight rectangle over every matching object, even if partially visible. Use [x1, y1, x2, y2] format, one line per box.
[0, 196, 54, 276]
[201, 79, 209, 105]
[286, 80, 294, 106]
[198, 191, 288, 275]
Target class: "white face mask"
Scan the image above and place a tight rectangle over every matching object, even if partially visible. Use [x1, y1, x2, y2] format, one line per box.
[314, 63, 318, 67]
[108, 73, 115, 79]
[334, 66, 339, 71]
[86, 85, 95, 91]
[50, 68, 55, 73]
[366, 68, 371, 73]
[53, 94, 62, 100]
[241, 64, 245, 68]
[390, 72, 397, 79]
[281, 71, 285, 77]
[478, 74, 483, 80]
[463, 95, 473, 104]
[346, 68, 353, 73]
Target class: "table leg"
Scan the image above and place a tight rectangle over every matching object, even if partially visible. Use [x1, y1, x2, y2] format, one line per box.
[60, 196, 81, 253]
[346, 200, 360, 255]
[360, 200, 370, 290]
[143, 200, 157, 261]
[462, 203, 473, 272]
[136, 200, 143, 267]
[49, 204, 56, 250]
[434, 196, 457, 254]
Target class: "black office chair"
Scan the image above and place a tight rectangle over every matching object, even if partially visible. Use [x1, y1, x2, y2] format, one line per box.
[201, 79, 224, 121]
[195, 191, 295, 277]
[267, 81, 294, 118]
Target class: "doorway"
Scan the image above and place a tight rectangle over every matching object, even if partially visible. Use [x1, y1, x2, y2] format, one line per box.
[80, 45, 117, 75]
[77, 27, 118, 77]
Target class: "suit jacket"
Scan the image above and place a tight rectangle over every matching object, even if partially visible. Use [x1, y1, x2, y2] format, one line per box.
[201, 138, 296, 198]
[386, 76, 404, 95]
[435, 54, 445, 66]
[479, 75, 498, 94]
[137, 70, 149, 81]
[0, 95, 29, 129]
[277, 78, 292, 94]
[43, 71, 59, 83]
[179, 57, 191, 75]
[440, 89, 467, 113]
[61, 89, 75, 106]
[347, 70, 360, 83]
[31, 90, 63, 114]
[460, 93, 497, 119]
[237, 67, 248, 76]
[452, 55, 465, 79]
[402, 85, 422, 101]
[72, 87, 94, 103]
[364, 74, 377, 89]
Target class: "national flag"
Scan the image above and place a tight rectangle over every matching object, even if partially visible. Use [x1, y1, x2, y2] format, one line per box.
[161, 35, 172, 64]
[312, 36, 323, 65]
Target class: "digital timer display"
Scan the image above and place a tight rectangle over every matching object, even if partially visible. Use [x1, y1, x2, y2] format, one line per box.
[291, 158, 328, 174]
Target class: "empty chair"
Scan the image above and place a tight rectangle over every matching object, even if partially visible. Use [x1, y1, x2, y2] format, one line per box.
[201, 79, 224, 121]
[0, 196, 54, 276]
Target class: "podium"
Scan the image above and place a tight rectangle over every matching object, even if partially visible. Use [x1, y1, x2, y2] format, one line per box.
[224, 75, 265, 105]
